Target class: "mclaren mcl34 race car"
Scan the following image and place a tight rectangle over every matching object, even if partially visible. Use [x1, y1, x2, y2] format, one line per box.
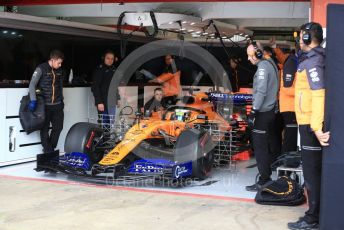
[36, 92, 252, 185]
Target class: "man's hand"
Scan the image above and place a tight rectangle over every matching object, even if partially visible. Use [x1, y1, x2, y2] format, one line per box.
[247, 110, 257, 129]
[28, 100, 37, 112]
[97, 103, 105, 112]
[314, 130, 330, 146]
[269, 36, 277, 48]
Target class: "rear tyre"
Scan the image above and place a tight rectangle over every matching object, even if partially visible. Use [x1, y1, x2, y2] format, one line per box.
[64, 122, 104, 163]
[174, 129, 215, 180]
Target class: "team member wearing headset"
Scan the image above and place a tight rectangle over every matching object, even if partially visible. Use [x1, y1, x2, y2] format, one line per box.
[287, 22, 330, 230]
[245, 43, 279, 192]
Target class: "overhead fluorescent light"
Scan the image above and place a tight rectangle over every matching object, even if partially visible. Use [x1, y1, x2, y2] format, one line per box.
[190, 22, 195, 26]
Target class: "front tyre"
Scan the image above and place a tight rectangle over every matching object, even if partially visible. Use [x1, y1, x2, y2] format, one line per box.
[64, 122, 104, 163]
[174, 129, 215, 180]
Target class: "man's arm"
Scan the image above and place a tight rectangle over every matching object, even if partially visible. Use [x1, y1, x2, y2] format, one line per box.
[274, 47, 289, 65]
[252, 63, 269, 111]
[29, 67, 42, 101]
[91, 68, 104, 105]
[156, 72, 175, 83]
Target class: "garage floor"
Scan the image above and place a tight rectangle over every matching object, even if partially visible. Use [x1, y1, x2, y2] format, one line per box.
[0, 160, 306, 230]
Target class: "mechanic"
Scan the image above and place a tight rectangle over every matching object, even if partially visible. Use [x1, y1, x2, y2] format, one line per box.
[262, 45, 283, 160]
[148, 55, 181, 106]
[270, 38, 299, 153]
[245, 43, 279, 192]
[143, 88, 166, 116]
[287, 22, 330, 230]
[91, 50, 121, 118]
[227, 56, 241, 93]
[28, 49, 65, 153]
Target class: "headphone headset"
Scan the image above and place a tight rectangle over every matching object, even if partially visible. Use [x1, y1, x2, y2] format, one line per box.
[302, 22, 314, 45]
[252, 41, 263, 59]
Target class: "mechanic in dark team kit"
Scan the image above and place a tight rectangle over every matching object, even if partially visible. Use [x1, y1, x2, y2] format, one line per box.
[245, 43, 279, 192]
[92, 50, 121, 116]
[143, 88, 166, 116]
[28, 49, 65, 153]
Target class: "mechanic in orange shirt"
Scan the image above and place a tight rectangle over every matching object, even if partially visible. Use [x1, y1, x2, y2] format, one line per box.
[287, 22, 330, 230]
[149, 55, 181, 105]
[270, 38, 299, 153]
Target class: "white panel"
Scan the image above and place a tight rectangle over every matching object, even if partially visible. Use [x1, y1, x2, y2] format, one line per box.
[0, 88, 42, 164]
[118, 86, 138, 114]
[0, 89, 7, 163]
[6, 88, 29, 116]
[5, 118, 42, 162]
[0, 87, 98, 165]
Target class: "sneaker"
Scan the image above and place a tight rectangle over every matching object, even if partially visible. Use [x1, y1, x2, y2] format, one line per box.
[245, 180, 270, 192]
[287, 218, 319, 230]
[245, 183, 258, 192]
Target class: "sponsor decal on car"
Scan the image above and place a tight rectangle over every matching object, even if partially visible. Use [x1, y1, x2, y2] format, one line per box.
[208, 93, 253, 105]
[172, 161, 192, 179]
[128, 159, 173, 174]
[59, 152, 91, 170]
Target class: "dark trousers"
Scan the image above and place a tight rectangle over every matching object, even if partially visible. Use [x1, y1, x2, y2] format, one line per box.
[252, 109, 276, 183]
[281, 112, 298, 153]
[271, 111, 283, 160]
[41, 103, 64, 153]
[299, 125, 322, 223]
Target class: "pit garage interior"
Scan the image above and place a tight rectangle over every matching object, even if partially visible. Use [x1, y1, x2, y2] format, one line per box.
[0, 1, 344, 230]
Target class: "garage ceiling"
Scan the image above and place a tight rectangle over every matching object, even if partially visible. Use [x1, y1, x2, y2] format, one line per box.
[1, 1, 310, 43]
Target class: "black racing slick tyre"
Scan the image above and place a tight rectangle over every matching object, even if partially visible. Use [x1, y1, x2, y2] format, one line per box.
[64, 122, 104, 163]
[174, 129, 215, 180]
